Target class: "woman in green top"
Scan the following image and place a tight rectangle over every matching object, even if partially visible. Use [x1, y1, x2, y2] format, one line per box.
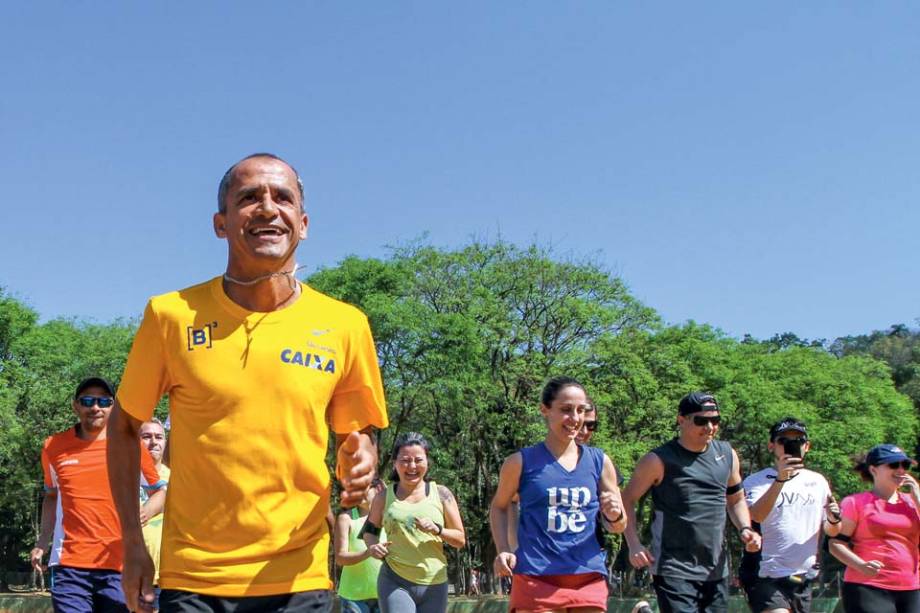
[364, 432, 466, 613]
[336, 478, 386, 613]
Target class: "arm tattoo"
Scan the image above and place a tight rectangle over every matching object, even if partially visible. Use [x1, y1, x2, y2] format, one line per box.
[438, 485, 455, 504]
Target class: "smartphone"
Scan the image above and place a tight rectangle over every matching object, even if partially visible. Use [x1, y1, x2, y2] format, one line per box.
[783, 438, 804, 459]
[826, 494, 841, 522]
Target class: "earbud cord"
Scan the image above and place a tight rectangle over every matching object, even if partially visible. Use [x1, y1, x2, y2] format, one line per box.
[223, 263, 306, 290]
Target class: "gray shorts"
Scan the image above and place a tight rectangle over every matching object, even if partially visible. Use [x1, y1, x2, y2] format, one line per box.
[377, 563, 448, 613]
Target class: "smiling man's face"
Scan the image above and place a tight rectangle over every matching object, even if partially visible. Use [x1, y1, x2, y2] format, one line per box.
[71, 385, 114, 434]
[214, 156, 308, 274]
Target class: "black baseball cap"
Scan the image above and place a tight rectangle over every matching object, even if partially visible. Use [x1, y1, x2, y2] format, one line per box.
[74, 377, 115, 400]
[770, 417, 808, 441]
[678, 392, 719, 416]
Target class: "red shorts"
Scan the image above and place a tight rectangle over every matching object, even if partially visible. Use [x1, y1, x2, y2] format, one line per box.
[509, 572, 608, 612]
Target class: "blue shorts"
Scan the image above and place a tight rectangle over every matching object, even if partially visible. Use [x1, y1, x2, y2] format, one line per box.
[51, 566, 128, 613]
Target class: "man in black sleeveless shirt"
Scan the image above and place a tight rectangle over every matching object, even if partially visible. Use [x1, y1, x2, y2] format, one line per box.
[622, 392, 761, 613]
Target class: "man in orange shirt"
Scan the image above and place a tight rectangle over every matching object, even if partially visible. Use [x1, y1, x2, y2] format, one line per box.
[31, 377, 166, 613]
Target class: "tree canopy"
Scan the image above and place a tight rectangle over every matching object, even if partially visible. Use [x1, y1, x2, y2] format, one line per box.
[0, 241, 916, 590]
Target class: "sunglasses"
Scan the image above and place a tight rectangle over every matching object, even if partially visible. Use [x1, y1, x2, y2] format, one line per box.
[692, 415, 721, 427]
[775, 436, 809, 445]
[77, 395, 113, 408]
[885, 461, 912, 470]
[582, 420, 599, 432]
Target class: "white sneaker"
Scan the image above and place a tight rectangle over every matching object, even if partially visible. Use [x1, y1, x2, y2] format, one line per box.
[631, 601, 654, 613]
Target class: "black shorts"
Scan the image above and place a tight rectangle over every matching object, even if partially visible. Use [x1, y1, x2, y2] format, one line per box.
[841, 582, 920, 613]
[744, 575, 813, 613]
[160, 589, 333, 613]
[652, 575, 728, 613]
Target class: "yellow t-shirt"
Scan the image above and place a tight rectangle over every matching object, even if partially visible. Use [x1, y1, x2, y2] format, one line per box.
[141, 463, 171, 584]
[117, 277, 388, 596]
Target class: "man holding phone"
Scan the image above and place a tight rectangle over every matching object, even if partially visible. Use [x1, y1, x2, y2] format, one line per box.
[742, 418, 841, 613]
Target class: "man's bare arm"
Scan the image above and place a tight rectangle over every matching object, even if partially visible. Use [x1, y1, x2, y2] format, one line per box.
[749, 452, 803, 523]
[621, 452, 663, 558]
[107, 402, 156, 611]
[335, 426, 378, 507]
[334, 425, 376, 451]
[108, 404, 144, 541]
[727, 449, 761, 552]
[30, 490, 57, 571]
[748, 480, 783, 524]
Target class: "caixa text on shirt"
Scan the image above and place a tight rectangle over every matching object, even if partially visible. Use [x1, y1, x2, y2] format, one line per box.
[280, 349, 336, 373]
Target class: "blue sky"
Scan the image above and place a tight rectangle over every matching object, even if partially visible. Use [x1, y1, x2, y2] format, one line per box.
[2, 3, 918, 340]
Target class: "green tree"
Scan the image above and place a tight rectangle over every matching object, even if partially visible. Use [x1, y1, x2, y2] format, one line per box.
[309, 240, 658, 590]
[0, 288, 136, 588]
[831, 323, 920, 409]
[2, 246, 917, 596]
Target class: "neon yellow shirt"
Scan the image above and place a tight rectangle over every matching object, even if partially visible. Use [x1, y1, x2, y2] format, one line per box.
[141, 463, 171, 584]
[118, 277, 388, 596]
[382, 481, 447, 585]
[338, 508, 384, 601]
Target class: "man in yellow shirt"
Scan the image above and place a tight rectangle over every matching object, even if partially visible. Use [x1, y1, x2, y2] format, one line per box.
[107, 153, 389, 612]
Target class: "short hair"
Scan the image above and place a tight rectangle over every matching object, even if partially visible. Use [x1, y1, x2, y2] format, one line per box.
[217, 153, 305, 213]
[141, 418, 166, 433]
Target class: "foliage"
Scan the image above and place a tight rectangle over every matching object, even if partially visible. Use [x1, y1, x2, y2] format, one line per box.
[591, 324, 916, 493]
[0, 243, 916, 592]
[830, 323, 920, 412]
[309, 242, 917, 588]
[0, 287, 136, 589]
[308, 241, 658, 587]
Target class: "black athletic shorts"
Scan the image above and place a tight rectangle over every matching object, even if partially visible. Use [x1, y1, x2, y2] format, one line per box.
[744, 575, 813, 613]
[652, 575, 728, 613]
[841, 582, 920, 613]
[160, 589, 333, 613]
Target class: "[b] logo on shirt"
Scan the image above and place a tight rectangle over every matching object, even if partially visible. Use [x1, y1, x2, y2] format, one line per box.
[547, 486, 591, 533]
[187, 323, 216, 351]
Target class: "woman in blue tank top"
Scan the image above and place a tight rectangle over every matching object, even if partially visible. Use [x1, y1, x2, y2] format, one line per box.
[490, 376, 627, 612]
